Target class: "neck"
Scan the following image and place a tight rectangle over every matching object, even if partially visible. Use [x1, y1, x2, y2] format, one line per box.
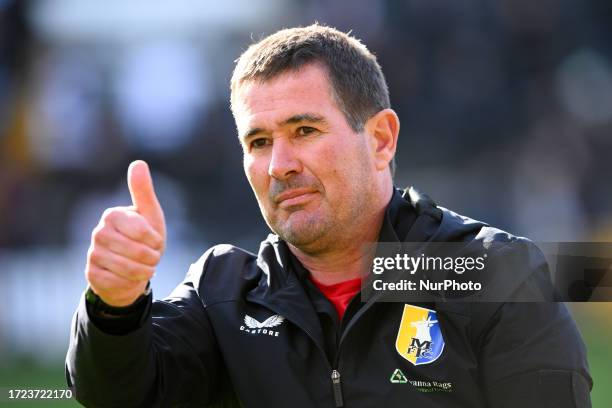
[289, 240, 377, 285]
[289, 182, 393, 285]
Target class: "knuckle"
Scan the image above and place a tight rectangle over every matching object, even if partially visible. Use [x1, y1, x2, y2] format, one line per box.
[90, 224, 105, 244]
[101, 206, 129, 225]
[130, 223, 147, 241]
[150, 250, 161, 265]
[101, 207, 117, 222]
[92, 226, 111, 246]
[88, 248, 101, 264]
[154, 236, 165, 251]
[136, 247, 152, 263]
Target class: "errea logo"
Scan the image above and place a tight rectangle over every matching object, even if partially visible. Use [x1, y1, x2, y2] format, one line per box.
[240, 314, 285, 337]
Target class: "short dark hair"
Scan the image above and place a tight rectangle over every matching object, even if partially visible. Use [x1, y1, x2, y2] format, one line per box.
[230, 24, 395, 175]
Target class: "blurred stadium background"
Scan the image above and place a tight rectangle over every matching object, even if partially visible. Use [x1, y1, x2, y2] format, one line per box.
[0, 0, 611, 406]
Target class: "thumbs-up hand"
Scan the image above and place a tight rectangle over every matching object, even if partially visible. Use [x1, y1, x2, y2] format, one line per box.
[86, 161, 166, 307]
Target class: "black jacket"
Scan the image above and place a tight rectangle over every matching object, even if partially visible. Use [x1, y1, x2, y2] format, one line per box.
[66, 188, 592, 407]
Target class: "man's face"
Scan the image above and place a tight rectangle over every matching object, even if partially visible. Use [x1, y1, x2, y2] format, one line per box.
[233, 64, 378, 252]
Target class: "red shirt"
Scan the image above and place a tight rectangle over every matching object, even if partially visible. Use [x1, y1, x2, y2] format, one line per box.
[308, 275, 362, 320]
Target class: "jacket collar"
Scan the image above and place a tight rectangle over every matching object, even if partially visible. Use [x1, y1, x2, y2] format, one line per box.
[252, 186, 444, 293]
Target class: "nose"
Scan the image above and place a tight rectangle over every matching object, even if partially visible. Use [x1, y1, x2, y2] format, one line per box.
[268, 138, 302, 180]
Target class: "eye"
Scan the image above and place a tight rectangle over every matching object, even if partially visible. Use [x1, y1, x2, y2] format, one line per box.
[249, 138, 271, 150]
[297, 126, 317, 136]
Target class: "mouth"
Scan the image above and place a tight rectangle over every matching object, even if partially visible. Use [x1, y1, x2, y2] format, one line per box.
[274, 189, 318, 208]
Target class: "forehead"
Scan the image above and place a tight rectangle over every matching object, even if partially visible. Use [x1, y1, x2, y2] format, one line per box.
[233, 64, 344, 131]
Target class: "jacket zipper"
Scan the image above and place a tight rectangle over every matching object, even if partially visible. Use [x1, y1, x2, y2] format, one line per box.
[328, 287, 386, 407]
[331, 369, 343, 407]
[246, 298, 342, 406]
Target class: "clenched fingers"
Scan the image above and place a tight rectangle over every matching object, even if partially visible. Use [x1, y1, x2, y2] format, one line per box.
[88, 245, 155, 282]
[94, 225, 161, 266]
[101, 207, 164, 250]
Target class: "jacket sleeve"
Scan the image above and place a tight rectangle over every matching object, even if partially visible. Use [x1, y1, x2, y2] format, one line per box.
[473, 243, 593, 408]
[65, 254, 232, 407]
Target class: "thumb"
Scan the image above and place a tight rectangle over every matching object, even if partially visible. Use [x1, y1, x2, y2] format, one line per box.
[127, 160, 166, 236]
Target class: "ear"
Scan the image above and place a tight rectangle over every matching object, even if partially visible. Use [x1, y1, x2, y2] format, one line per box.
[364, 108, 400, 172]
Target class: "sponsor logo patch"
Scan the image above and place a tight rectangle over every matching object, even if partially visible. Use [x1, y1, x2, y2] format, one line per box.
[395, 304, 445, 365]
[407, 378, 454, 393]
[240, 314, 285, 337]
[390, 368, 408, 384]
[390, 369, 454, 392]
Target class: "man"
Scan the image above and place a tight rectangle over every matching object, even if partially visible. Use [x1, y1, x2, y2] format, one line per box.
[66, 24, 592, 407]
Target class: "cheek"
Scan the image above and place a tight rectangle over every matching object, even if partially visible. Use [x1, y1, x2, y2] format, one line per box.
[319, 138, 366, 179]
[325, 140, 372, 197]
[244, 155, 269, 197]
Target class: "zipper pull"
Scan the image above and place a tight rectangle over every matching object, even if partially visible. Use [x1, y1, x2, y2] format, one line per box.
[331, 369, 344, 407]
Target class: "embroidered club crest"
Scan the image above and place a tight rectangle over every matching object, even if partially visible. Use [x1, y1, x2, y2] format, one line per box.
[395, 304, 445, 366]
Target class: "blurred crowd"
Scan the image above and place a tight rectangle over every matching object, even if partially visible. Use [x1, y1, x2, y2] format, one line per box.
[1, 0, 612, 252]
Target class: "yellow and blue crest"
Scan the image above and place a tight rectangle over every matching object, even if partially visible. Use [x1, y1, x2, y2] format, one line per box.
[395, 304, 445, 366]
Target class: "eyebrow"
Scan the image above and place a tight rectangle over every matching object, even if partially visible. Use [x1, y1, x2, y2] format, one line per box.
[240, 113, 328, 141]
